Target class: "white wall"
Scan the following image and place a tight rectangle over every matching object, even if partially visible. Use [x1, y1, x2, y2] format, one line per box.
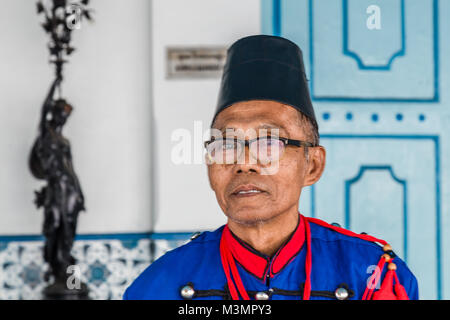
[151, 0, 262, 232]
[0, 0, 262, 235]
[0, 0, 153, 234]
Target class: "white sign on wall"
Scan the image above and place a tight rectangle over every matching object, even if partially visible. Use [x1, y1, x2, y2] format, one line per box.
[166, 47, 227, 79]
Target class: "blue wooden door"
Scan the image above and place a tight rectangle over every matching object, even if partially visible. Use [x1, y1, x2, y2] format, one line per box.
[262, 0, 445, 299]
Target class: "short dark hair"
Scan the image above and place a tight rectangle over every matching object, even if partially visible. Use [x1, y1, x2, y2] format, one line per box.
[296, 110, 320, 147]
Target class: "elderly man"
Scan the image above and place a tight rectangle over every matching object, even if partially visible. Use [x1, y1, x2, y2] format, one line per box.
[124, 35, 418, 300]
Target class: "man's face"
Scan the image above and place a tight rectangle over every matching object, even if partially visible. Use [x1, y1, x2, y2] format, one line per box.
[207, 100, 326, 225]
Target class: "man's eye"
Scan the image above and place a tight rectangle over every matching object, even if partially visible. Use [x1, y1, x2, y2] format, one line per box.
[222, 143, 235, 150]
[261, 137, 276, 145]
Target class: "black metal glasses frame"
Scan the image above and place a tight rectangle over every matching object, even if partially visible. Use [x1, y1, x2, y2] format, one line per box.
[204, 136, 317, 150]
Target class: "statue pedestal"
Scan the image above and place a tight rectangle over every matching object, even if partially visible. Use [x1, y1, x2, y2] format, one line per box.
[42, 280, 90, 300]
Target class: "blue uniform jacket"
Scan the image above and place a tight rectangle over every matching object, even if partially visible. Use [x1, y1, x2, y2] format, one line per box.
[123, 217, 419, 300]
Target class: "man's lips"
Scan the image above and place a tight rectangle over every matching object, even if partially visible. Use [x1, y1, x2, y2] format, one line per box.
[230, 184, 267, 197]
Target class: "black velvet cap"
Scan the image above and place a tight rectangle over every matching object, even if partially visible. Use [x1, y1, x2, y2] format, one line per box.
[213, 35, 316, 125]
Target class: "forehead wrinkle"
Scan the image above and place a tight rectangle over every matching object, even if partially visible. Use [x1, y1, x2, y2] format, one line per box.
[220, 122, 286, 130]
[212, 102, 303, 136]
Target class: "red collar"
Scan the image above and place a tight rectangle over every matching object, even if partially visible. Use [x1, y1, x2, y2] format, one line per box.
[222, 214, 305, 280]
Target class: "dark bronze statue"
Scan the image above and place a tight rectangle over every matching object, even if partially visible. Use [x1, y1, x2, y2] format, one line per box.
[31, 0, 93, 299]
[29, 77, 88, 298]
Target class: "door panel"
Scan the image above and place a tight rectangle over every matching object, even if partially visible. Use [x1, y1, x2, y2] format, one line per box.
[314, 136, 438, 300]
[263, 0, 443, 300]
[311, 0, 437, 101]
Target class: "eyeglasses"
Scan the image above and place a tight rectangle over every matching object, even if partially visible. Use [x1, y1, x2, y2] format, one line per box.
[204, 136, 316, 164]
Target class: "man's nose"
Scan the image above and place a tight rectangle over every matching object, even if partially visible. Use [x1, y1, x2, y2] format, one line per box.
[234, 145, 260, 174]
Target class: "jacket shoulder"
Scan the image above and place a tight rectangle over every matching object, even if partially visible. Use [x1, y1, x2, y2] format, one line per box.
[307, 217, 419, 299]
[123, 226, 224, 300]
[308, 218, 384, 250]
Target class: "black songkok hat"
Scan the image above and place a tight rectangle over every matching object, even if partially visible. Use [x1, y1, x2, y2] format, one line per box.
[213, 35, 316, 125]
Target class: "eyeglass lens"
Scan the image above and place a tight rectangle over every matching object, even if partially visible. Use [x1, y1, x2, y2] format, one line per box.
[206, 137, 285, 164]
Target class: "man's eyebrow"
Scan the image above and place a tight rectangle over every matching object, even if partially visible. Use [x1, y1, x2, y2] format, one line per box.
[214, 124, 289, 136]
[257, 124, 289, 136]
[219, 127, 236, 133]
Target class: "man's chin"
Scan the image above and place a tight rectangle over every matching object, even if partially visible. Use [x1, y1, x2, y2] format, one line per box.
[225, 209, 275, 226]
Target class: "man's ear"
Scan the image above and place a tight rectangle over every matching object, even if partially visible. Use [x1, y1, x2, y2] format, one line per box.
[303, 146, 326, 187]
